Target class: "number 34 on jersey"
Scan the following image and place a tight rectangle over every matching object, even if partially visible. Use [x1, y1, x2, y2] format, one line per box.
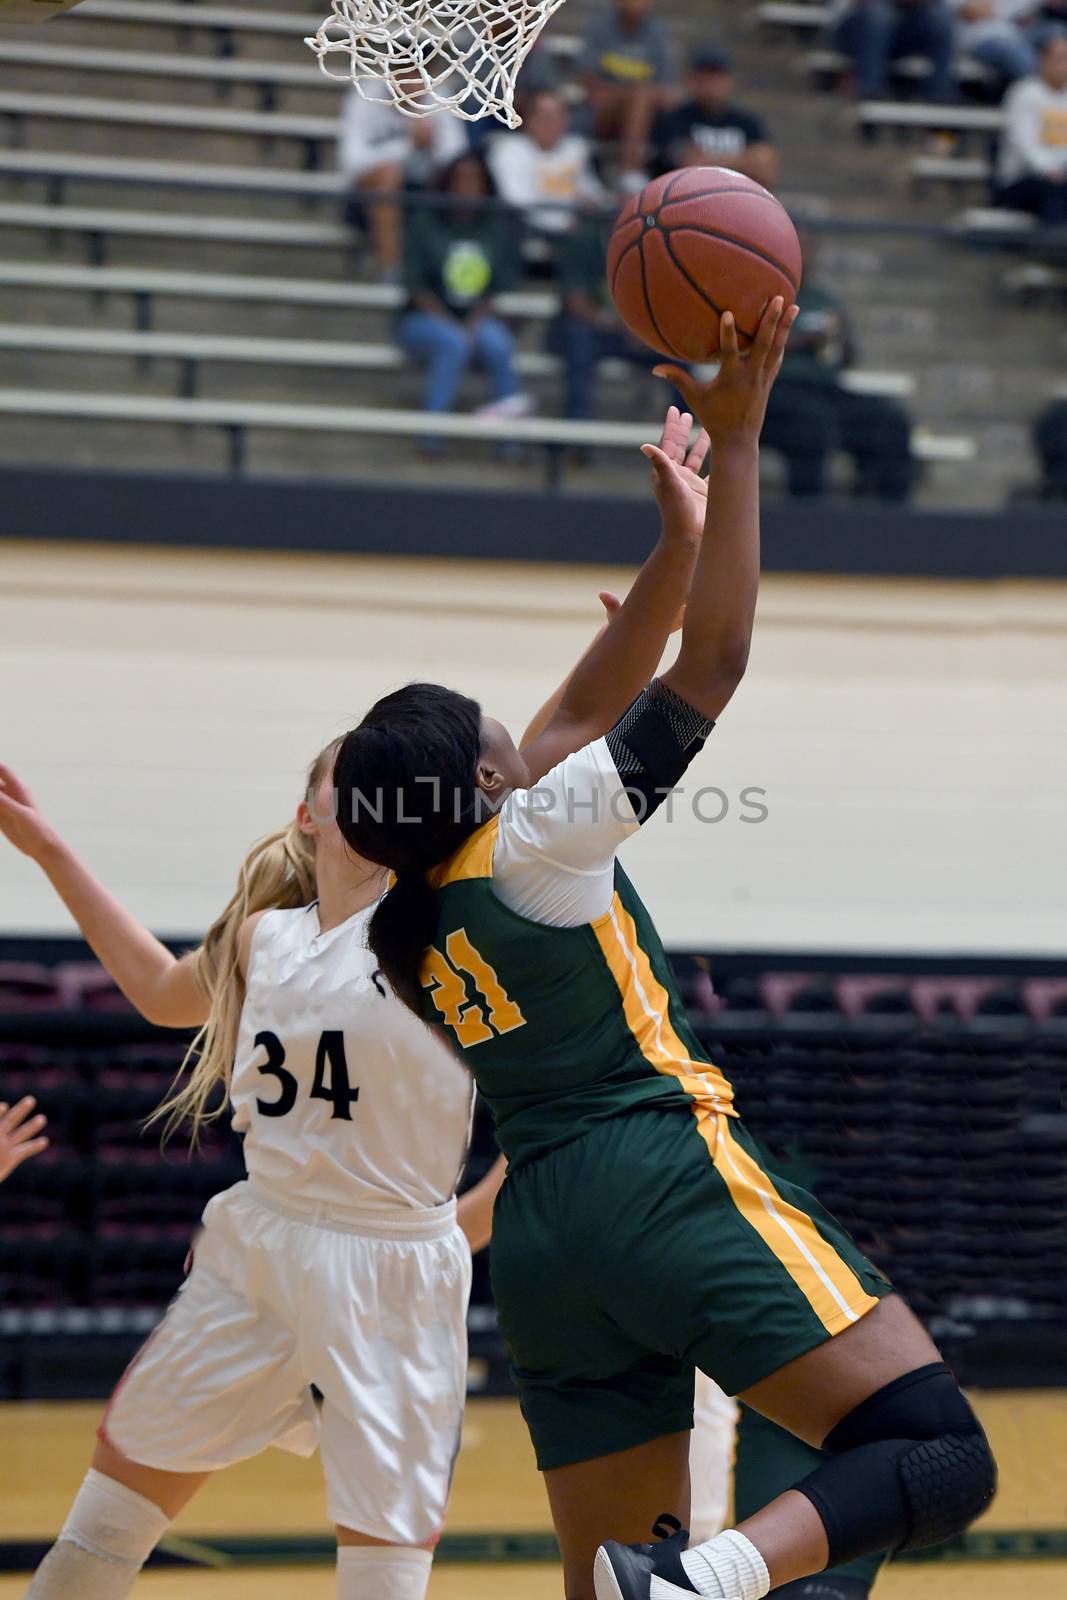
[422, 929, 526, 1048]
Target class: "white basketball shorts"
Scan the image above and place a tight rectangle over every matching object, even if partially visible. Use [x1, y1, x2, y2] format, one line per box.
[101, 1180, 472, 1544]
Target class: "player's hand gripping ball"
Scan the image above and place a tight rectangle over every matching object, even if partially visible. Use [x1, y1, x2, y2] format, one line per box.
[0, 0, 85, 21]
[608, 167, 803, 362]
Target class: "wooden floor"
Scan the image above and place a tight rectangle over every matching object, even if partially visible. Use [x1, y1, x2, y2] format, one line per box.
[1, 1562, 1066, 1599]
[1, 1392, 1064, 1598]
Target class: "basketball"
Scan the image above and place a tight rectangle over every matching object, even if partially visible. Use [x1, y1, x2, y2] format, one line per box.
[607, 167, 803, 363]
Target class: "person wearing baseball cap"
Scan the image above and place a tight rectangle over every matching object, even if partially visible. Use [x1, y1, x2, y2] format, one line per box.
[651, 43, 779, 187]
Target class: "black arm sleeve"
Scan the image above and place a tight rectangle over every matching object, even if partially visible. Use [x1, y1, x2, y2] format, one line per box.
[604, 679, 715, 823]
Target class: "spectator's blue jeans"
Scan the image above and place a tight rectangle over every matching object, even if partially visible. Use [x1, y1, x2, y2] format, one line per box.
[969, 26, 1035, 83]
[547, 314, 652, 420]
[833, 1, 955, 100]
[397, 310, 520, 413]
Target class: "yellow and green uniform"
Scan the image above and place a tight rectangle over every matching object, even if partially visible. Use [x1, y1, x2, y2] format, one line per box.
[421, 806, 889, 1471]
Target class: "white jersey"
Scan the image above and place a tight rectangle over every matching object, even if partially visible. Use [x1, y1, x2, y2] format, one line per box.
[230, 903, 474, 1215]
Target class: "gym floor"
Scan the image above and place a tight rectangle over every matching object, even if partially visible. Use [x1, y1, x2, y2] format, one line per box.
[1, 1393, 1065, 1598]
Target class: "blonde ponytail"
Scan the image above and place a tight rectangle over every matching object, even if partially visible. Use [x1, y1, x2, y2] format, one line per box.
[152, 742, 338, 1142]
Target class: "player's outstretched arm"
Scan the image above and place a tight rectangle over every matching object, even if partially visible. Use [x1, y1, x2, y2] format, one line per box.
[659, 296, 797, 723]
[521, 406, 710, 783]
[0, 763, 209, 1029]
[0, 1096, 48, 1183]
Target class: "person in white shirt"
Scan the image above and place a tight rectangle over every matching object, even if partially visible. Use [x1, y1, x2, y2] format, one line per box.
[337, 81, 468, 276]
[487, 90, 605, 238]
[996, 27, 1067, 221]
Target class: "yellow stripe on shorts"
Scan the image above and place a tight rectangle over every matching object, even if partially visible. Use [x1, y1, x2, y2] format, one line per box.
[713, 1118, 880, 1336]
[593, 892, 735, 1120]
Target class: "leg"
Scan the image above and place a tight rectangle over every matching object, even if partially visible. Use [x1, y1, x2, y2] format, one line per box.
[25, 1440, 204, 1599]
[832, 2, 895, 99]
[468, 314, 521, 402]
[688, 1374, 738, 1546]
[396, 310, 471, 413]
[734, 1405, 885, 1600]
[893, 1, 955, 102]
[761, 384, 836, 496]
[1034, 401, 1067, 496]
[27, 1186, 321, 1600]
[315, 1224, 471, 1596]
[995, 174, 1050, 216]
[356, 160, 405, 276]
[729, 1297, 990, 1586]
[1039, 178, 1067, 225]
[617, 83, 660, 178]
[545, 1431, 691, 1600]
[591, 1115, 993, 1597]
[90, 1436, 209, 1518]
[549, 313, 602, 419]
[969, 27, 1035, 85]
[335, 1527, 434, 1599]
[830, 388, 914, 501]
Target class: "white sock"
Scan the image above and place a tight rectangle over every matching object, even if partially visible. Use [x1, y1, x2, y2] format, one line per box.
[336, 1544, 433, 1600]
[26, 1469, 170, 1599]
[670, 1528, 770, 1600]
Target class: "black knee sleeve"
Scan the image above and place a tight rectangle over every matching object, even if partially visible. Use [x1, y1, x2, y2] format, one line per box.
[794, 1363, 997, 1568]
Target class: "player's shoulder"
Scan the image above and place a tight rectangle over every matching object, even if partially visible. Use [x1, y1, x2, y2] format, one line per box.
[240, 904, 311, 961]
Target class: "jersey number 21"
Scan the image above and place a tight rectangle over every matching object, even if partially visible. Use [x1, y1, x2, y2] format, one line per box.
[422, 929, 526, 1048]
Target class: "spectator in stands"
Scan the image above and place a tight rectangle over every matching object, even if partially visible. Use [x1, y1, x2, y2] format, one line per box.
[0, 1096, 47, 1183]
[949, 2, 1037, 87]
[337, 81, 468, 278]
[829, 0, 956, 101]
[487, 91, 604, 240]
[578, 0, 678, 185]
[651, 45, 778, 188]
[547, 214, 657, 419]
[761, 273, 916, 500]
[1034, 399, 1067, 496]
[395, 153, 531, 443]
[995, 27, 1067, 220]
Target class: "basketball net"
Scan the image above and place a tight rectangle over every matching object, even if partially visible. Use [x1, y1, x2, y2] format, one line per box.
[305, 0, 570, 128]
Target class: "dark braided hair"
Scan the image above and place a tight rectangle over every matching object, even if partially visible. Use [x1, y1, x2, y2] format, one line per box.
[333, 683, 484, 1014]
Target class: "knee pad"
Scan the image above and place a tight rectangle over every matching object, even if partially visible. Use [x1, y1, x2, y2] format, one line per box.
[795, 1363, 997, 1568]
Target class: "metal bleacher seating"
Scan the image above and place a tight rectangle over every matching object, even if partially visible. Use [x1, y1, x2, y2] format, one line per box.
[0, 37, 327, 107]
[756, 1, 827, 34]
[3, 948, 1065, 1396]
[0, 0, 987, 488]
[0, 91, 341, 170]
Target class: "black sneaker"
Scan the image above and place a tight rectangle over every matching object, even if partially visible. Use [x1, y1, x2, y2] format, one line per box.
[593, 1514, 700, 1600]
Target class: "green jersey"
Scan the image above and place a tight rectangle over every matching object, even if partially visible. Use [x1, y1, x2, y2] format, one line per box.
[419, 804, 735, 1167]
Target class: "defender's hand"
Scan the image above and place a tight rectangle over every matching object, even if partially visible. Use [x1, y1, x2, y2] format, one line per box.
[641, 404, 711, 553]
[0, 1097, 48, 1183]
[0, 765, 60, 863]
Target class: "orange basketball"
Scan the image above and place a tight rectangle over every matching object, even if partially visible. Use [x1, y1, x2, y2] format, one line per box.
[607, 167, 803, 362]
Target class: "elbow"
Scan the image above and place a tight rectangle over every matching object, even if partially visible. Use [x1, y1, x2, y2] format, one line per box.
[713, 634, 751, 689]
[699, 640, 750, 718]
[139, 999, 176, 1028]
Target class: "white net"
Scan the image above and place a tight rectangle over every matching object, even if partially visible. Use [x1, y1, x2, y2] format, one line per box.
[305, 0, 570, 128]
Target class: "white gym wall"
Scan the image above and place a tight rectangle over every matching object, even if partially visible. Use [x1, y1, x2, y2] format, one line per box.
[3, 539, 1066, 954]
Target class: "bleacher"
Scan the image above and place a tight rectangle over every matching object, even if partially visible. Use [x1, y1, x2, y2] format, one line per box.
[3, 945, 1065, 1396]
[0, 0, 987, 499]
[0, 0, 1061, 502]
